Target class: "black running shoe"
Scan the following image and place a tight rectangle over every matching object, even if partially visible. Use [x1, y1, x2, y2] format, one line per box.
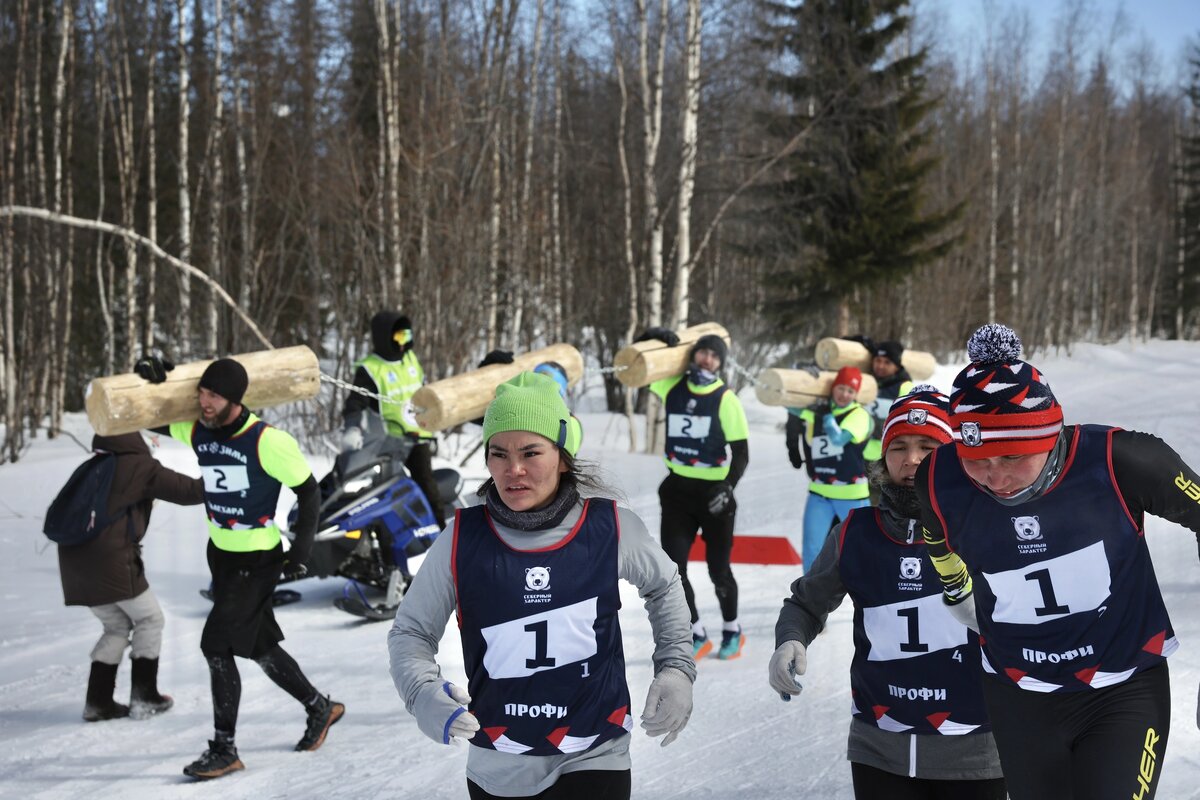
[183, 740, 245, 780]
[295, 695, 345, 751]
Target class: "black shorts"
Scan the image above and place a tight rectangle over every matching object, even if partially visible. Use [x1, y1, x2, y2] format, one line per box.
[201, 540, 285, 659]
[982, 661, 1171, 800]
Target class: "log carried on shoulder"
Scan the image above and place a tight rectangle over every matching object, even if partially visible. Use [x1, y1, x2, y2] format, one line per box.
[611, 322, 731, 388]
[814, 337, 938, 381]
[85, 345, 321, 436]
[755, 368, 879, 408]
[411, 343, 583, 432]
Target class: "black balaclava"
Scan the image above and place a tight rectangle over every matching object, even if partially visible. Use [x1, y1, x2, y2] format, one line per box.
[369, 311, 412, 362]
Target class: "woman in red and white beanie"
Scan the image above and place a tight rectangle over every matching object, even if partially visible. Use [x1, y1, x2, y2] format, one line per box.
[772, 385, 1006, 798]
[916, 322, 1200, 800]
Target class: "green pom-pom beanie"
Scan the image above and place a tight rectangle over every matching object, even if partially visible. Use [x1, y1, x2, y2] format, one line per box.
[483, 371, 580, 457]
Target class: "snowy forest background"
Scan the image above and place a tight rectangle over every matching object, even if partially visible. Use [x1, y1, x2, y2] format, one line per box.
[1, 0, 1199, 461]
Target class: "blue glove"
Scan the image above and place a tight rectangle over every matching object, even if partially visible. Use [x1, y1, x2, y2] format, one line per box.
[412, 681, 480, 745]
[821, 413, 847, 443]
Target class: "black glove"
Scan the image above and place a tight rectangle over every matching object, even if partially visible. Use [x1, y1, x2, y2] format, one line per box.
[792, 361, 821, 378]
[282, 537, 312, 582]
[789, 452, 804, 470]
[281, 559, 308, 582]
[134, 355, 174, 383]
[479, 349, 515, 368]
[844, 334, 877, 353]
[635, 327, 680, 347]
[707, 483, 735, 516]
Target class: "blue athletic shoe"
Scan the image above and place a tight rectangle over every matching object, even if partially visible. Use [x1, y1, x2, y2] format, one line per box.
[717, 627, 745, 660]
[693, 633, 713, 660]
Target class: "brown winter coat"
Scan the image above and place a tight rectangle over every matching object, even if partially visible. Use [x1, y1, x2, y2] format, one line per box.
[57, 432, 205, 607]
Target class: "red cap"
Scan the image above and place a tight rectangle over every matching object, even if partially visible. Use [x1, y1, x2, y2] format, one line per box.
[833, 366, 862, 392]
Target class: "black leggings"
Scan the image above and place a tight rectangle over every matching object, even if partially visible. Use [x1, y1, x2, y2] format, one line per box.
[207, 645, 317, 738]
[658, 473, 737, 624]
[982, 662, 1171, 800]
[850, 763, 1007, 799]
[405, 439, 446, 529]
[467, 769, 630, 800]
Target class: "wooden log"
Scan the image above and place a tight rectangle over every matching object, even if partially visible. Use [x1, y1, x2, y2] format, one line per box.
[754, 368, 879, 407]
[611, 322, 731, 388]
[813, 337, 938, 381]
[85, 345, 321, 436]
[411, 343, 584, 432]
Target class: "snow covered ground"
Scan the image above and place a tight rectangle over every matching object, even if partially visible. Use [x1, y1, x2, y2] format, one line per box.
[1, 339, 1199, 799]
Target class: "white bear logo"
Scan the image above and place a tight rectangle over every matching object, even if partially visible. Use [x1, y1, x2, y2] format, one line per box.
[960, 421, 982, 447]
[1012, 516, 1041, 541]
[525, 566, 551, 592]
[899, 557, 922, 580]
[906, 409, 928, 426]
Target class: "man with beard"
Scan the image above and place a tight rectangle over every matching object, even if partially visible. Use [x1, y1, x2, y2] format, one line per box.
[137, 356, 344, 780]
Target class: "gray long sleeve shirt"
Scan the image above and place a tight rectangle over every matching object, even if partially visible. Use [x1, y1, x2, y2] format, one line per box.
[776, 506, 1004, 782]
[389, 499, 694, 797]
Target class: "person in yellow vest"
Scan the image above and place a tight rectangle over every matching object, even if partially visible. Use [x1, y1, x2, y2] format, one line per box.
[786, 366, 872, 571]
[641, 329, 750, 661]
[135, 356, 345, 780]
[342, 311, 445, 529]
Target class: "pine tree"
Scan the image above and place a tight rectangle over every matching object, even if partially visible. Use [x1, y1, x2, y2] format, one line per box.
[754, 0, 960, 334]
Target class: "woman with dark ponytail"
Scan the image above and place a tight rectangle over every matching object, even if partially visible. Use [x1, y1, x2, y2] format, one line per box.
[389, 371, 695, 800]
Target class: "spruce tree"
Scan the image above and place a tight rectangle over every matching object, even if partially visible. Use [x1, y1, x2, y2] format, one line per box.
[754, 0, 960, 334]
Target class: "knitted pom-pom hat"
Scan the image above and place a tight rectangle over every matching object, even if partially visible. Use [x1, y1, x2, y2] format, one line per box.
[882, 384, 954, 452]
[949, 324, 1063, 458]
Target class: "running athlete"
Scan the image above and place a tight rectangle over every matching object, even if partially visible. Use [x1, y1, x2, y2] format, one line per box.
[642, 330, 750, 660]
[389, 372, 694, 800]
[787, 366, 872, 571]
[917, 323, 1200, 800]
[771, 387, 1006, 799]
[139, 357, 344, 780]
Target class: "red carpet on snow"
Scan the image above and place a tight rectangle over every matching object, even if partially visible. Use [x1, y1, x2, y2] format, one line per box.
[688, 535, 802, 565]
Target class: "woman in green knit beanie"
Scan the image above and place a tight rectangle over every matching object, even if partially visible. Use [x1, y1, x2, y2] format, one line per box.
[388, 371, 696, 800]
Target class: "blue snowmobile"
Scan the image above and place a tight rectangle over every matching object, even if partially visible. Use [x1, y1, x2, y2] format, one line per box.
[282, 410, 464, 620]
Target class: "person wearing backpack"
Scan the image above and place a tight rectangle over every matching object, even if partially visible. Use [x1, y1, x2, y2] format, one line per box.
[55, 432, 205, 722]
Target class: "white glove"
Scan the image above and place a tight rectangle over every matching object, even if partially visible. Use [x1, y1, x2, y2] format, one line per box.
[341, 425, 364, 452]
[640, 667, 693, 747]
[412, 681, 480, 745]
[769, 641, 808, 699]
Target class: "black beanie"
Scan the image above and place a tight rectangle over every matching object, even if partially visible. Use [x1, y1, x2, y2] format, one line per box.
[691, 334, 728, 368]
[199, 358, 249, 404]
[875, 340, 904, 368]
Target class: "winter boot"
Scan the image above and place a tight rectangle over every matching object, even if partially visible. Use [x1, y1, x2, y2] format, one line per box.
[82, 661, 130, 722]
[129, 657, 174, 719]
[183, 738, 244, 780]
[295, 694, 345, 751]
[717, 626, 745, 660]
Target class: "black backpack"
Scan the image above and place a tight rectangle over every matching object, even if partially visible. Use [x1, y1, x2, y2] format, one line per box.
[43, 452, 129, 546]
